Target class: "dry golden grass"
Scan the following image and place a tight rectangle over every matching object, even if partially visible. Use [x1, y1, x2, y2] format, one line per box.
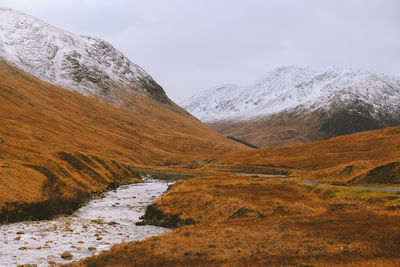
[211, 126, 400, 184]
[3, 57, 400, 266]
[75, 174, 400, 266]
[0, 59, 243, 209]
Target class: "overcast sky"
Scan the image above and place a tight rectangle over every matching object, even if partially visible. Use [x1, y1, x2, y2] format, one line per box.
[0, 0, 399, 102]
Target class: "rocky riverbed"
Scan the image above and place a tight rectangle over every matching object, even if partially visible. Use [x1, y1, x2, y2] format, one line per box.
[0, 179, 171, 266]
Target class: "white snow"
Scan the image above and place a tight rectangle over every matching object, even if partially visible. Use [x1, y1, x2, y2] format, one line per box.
[0, 179, 171, 266]
[0, 7, 155, 102]
[181, 66, 400, 123]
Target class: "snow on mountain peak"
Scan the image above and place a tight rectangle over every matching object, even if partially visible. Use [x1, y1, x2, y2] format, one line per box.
[182, 66, 400, 123]
[0, 7, 169, 104]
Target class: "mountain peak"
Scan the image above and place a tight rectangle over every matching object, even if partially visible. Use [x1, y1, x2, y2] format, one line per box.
[0, 7, 170, 105]
[183, 66, 400, 123]
[182, 66, 400, 147]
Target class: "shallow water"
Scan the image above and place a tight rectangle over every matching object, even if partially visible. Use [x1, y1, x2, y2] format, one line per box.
[0, 180, 171, 266]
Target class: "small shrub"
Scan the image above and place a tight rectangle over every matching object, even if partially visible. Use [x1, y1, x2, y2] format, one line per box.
[367, 196, 384, 204]
[320, 189, 336, 200]
[313, 188, 322, 194]
[385, 195, 399, 200]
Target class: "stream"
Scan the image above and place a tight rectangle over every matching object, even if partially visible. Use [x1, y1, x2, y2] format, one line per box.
[0, 178, 171, 266]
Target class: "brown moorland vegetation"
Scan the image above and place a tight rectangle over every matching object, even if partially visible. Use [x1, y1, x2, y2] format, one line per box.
[2, 56, 400, 266]
[0, 59, 244, 220]
[211, 126, 400, 185]
[75, 174, 400, 266]
[74, 125, 400, 266]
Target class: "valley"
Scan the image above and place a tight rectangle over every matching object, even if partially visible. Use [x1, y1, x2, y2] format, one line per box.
[0, 59, 242, 224]
[74, 172, 400, 267]
[68, 124, 400, 266]
[0, 6, 399, 267]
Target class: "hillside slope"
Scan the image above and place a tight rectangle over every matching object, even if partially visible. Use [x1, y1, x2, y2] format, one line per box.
[183, 66, 400, 147]
[0, 59, 243, 220]
[214, 126, 400, 184]
[0, 7, 169, 105]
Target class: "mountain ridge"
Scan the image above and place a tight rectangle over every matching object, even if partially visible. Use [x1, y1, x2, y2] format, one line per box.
[0, 7, 170, 105]
[183, 66, 400, 147]
[182, 66, 400, 122]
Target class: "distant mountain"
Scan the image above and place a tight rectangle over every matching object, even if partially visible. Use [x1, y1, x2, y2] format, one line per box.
[0, 7, 169, 105]
[182, 66, 400, 147]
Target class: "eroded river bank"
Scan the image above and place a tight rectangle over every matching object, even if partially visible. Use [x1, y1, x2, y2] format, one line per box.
[0, 179, 171, 266]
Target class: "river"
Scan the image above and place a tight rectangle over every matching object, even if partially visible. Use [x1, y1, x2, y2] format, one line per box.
[0, 179, 171, 266]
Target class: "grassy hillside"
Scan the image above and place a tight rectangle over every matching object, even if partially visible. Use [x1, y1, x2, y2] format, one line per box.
[212, 126, 400, 184]
[0, 59, 243, 219]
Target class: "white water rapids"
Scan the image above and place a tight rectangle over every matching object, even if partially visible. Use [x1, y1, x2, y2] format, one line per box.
[0, 179, 171, 266]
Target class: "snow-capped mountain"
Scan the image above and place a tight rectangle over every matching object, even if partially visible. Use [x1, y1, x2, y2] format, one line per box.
[0, 7, 169, 104]
[183, 66, 400, 122]
[182, 66, 400, 147]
